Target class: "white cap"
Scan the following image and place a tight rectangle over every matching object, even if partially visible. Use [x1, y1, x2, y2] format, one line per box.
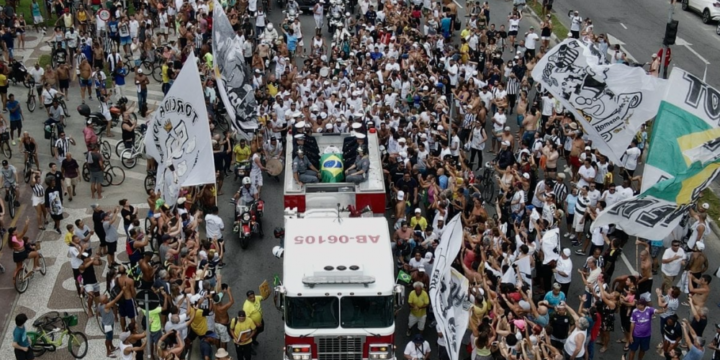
[696, 242, 706, 250]
[325, 123, 333, 129]
[437, 125, 443, 131]
[523, 173, 530, 179]
[399, 151, 407, 158]
[562, 248, 571, 256]
[294, 121, 306, 128]
[398, 138, 406, 143]
[585, 146, 592, 151]
[504, 126, 511, 131]
[352, 123, 362, 129]
[415, 208, 421, 213]
[397, 190, 405, 201]
[355, 133, 366, 139]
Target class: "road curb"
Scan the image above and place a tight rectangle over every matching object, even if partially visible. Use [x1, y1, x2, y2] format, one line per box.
[524, 6, 561, 45]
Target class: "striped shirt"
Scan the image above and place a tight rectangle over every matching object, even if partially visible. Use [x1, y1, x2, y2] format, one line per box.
[32, 184, 44, 197]
[194, 33, 204, 50]
[54, 138, 71, 159]
[507, 76, 521, 95]
[553, 182, 568, 204]
[462, 113, 476, 129]
[575, 195, 590, 216]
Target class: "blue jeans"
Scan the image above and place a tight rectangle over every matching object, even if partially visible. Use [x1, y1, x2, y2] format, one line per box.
[162, 83, 170, 95]
[138, 89, 147, 111]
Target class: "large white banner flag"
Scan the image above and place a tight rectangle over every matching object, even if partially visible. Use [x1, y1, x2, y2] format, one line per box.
[429, 214, 471, 360]
[144, 52, 216, 207]
[532, 39, 668, 164]
[212, 0, 259, 133]
[592, 68, 720, 238]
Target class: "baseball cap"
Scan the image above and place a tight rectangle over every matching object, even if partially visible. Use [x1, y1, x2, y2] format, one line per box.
[552, 282, 561, 290]
[504, 126, 511, 131]
[415, 208, 421, 213]
[2, 160, 8, 166]
[556, 301, 566, 308]
[397, 190, 405, 201]
[137, 68, 143, 74]
[413, 334, 424, 343]
[562, 248, 571, 256]
[355, 133, 366, 139]
[91, 203, 100, 209]
[696, 242, 705, 251]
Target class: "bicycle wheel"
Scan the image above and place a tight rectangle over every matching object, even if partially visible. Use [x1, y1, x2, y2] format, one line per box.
[482, 181, 495, 203]
[62, 102, 70, 117]
[9, 193, 16, 218]
[120, 149, 138, 169]
[39, 254, 46, 275]
[108, 166, 126, 186]
[141, 61, 154, 75]
[82, 164, 89, 182]
[100, 141, 112, 160]
[115, 141, 127, 157]
[102, 171, 113, 187]
[68, 331, 89, 358]
[152, 66, 163, 83]
[2, 140, 12, 159]
[27, 96, 36, 112]
[144, 174, 156, 193]
[24, 163, 31, 184]
[28, 332, 48, 357]
[14, 264, 29, 293]
[79, 292, 88, 315]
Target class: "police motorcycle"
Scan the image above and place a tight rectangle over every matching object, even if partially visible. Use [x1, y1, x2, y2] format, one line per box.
[233, 177, 266, 249]
[327, 0, 344, 35]
[272, 227, 285, 259]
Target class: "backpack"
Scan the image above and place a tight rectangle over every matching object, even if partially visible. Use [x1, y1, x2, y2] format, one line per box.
[126, 238, 135, 256]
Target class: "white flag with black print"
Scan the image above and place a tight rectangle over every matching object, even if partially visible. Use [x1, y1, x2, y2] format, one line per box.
[143, 53, 216, 207]
[212, 0, 259, 134]
[531, 39, 668, 164]
[429, 214, 471, 360]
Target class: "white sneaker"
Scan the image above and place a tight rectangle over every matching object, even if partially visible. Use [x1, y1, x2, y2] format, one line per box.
[563, 232, 570, 238]
[569, 234, 576, 240]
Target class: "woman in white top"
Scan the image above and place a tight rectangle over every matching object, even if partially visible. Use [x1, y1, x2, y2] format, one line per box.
[119, 330, 145, 360]
[686, 212, 708, 250]
[563, 317, 588, 359]
[29, 170, 47, 230]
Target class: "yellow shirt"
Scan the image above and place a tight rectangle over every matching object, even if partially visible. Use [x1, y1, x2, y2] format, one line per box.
[77, 10, 88, 22]
[408, 290, 429, 318]
[461, 28, 471, 39]
[242, 296, 264, 325]
[64, 231, 74, 245]
[0, 74, 7, 87]
[190, 308, 208, 336]
[161, 64, 170, 83]
[267, 82, 278, 98]
[233, 144, 251, 163]
[230, 317, 256, 345]
[409, 216, 428, 231]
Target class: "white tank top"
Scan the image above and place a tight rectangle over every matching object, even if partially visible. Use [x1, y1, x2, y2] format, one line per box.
[563, 328, 586, 358]
[119, 342, 134, 360]
[687, 219, 708, 250]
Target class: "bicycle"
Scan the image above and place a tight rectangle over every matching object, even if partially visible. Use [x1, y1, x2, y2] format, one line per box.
[46, 122, 59, 155]
[478, 162, 496, 203]
[0, 131, 11, 159]
[6, 183, 19, 218]
[115, 128, 145, 157]
[77, 278, 103, 332]
[23, 151, 37, 184]
[26, 79, 37, 112]
[144, 169, 156, 194]
[14, 242, 46, 293]
[96, 133, 113, 161]
[28, 311, 89, 358]
[120, 141, 146, 169]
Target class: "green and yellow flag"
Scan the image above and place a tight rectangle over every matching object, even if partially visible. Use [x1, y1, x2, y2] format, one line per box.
[397, 270, 411, 284]
[321, 153, 344, 183]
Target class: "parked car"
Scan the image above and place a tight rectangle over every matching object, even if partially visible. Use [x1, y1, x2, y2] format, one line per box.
[681, 0, 720, 24]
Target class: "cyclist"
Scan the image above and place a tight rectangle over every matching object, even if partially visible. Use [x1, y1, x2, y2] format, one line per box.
[121, 111, 136, 152]
[98, 95, 113, 137]
[40, 82, 59, 116]
[9, 218, 33, 280]
[1, 159, 19, 207]
[78, 252, 102, 315]
[19, 131, 40, 172]
[47, 98, 66, 128]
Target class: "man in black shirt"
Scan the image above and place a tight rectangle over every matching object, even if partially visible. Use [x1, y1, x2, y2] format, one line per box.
[549, 302, 574, 349]
[365, 5, 377, 25]
[494, 141, 515, 170]
[91, 203, 107, 256]
[395, 172, 419, 207]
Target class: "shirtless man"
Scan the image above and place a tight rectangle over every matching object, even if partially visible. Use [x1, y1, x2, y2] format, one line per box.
[569, 130, 585, 180]
[213, 285, 235, 351]
[139, 251, 155, 290]
[687, 275, 711, 308]
[57, 64, 71, 100]
[521, 106, 539, 145]
[116, 265, 137, 330]
[635, 241, 654, 300]
[41, 66, 57, 88]
[500, 127, 515, 152]
[79, 58, 92, 102]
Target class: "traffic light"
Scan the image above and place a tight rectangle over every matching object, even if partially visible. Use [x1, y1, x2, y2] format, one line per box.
[664, 20, 679, 45]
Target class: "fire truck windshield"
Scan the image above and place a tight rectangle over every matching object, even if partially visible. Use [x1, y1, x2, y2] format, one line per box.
[285, 296, 394, 329]
[340, 296, 394, 328]
[286, 297, 340, 329]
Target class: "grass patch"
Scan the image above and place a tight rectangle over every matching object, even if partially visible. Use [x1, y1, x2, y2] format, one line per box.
[528, 2, 568, 41]
[701, 190, 720, 224]
[38, 54, 51, 68]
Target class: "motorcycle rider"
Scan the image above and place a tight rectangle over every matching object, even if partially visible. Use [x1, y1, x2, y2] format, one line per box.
[332, 24, 350, 44]
[234, 177, 259, 207]
[260, 23, 279, 46]
[328, 0, 343, 34]
[286, 0, 300, 14]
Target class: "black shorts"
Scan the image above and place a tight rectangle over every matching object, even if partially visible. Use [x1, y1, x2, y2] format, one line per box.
[59, 79, 70, 89]
[508, 30, 518, 37]
[93, 59, 104, 70]
[97, 233, 107, 246]
[10, 120, 22, 131]
[72, 268, 81, 282]
[13, 249, 29, 263]
[14, 348, 35, 360]
[544, 4, 552, 11]
[51, 213, 63, 221]
[0, 86, 7, 94]
[106, 241, 117, 255]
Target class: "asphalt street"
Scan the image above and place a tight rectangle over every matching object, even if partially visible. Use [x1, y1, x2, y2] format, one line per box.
[2, 2, 720, 360]
[550, 0, 720, 86]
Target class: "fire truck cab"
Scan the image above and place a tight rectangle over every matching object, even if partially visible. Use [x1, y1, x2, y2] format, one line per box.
[274, 210, 404, 360]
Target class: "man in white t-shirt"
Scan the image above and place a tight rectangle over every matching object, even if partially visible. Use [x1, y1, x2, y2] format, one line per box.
[491, 107, 507, 153]
[660, 241, 685, 292]
[569, 11, 583, 38]
[404, 335, 431, 360]
[600, 183, 621, 207]
[524, 27, 540, 59]
[621, 140, 642, 180]
[577, 158, 596, 188]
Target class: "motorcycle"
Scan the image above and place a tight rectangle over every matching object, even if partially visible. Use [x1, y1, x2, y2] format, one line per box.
[84, 97, 128, 135]
[234, 160, 251, 181]
[328, 11, 343, 35]
[233, 198, 265, 249]
[8, 59, 31, 88]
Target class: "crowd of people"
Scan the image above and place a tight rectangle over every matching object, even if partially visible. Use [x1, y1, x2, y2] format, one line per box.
[1, 0, 718, 359]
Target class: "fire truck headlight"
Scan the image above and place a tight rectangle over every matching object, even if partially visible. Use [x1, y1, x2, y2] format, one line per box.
[287, 344, 311, 360]
[369, 344, 392, 359]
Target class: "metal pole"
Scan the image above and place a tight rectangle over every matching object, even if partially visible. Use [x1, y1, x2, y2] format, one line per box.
[659, 0, 675, 79]
[144, 292, 151, 359]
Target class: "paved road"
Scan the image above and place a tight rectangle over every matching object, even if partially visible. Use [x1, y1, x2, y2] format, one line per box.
[3, 3, 720, 360]
[550, 0, 720, 85]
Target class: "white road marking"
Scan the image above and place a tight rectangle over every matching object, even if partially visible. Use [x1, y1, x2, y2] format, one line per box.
[620, 252, 639, 276]
[453, 0, 463, 9]
[620, 23, 627, 29]
[676, 37, 711, 65]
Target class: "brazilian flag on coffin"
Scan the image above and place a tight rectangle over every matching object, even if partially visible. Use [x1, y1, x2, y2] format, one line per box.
[321, 153, 344, 183]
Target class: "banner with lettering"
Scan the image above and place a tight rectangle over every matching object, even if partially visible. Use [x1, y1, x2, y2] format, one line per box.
[212, 0, 259, 133]
[531, 39, 668, 164]
[143, 53, 216, 207]
[592, 68, 720, 238]
[429, 214, 471, 360]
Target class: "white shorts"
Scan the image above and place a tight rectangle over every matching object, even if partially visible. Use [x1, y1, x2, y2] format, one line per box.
[34, 16, 44, 25]
[84, 283, 100, 293]
[214, 323, 231, 343]
[297, 37, 304, 47]
[541, 36, 551, 41]
[573, 213, 585, 233]
[157, 27, 168, 35]
[32, 196, 44, 207]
